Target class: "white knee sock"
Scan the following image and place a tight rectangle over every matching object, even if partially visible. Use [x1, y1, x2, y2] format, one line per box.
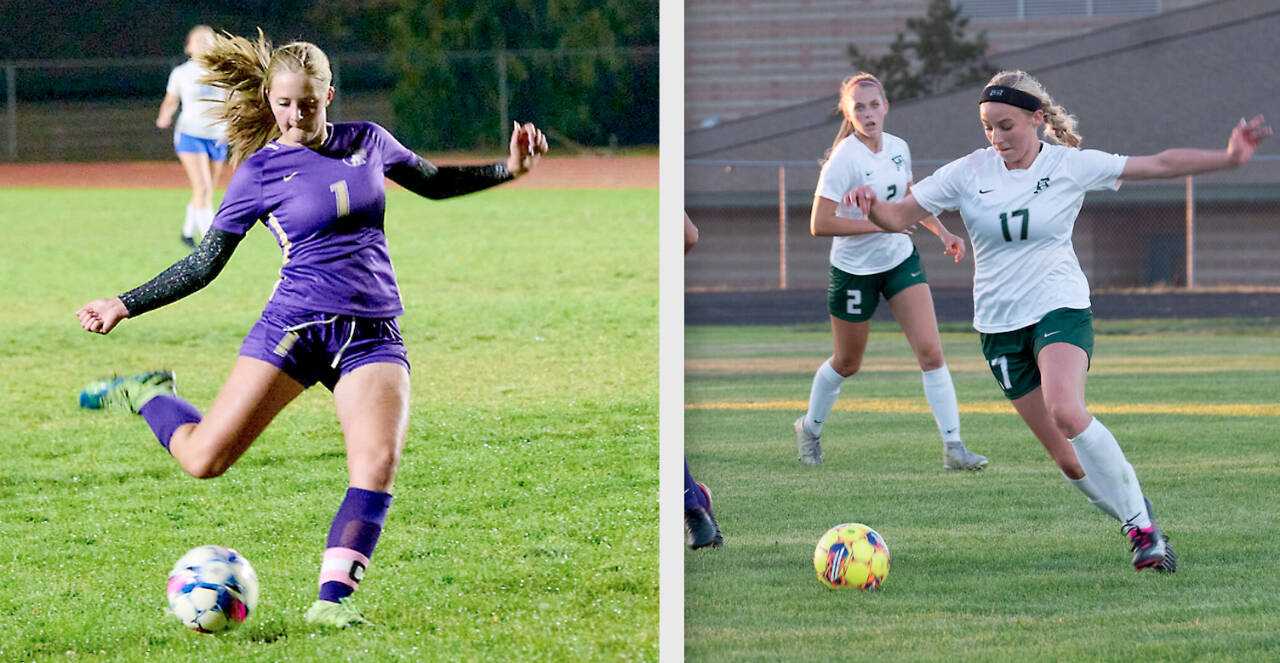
[1063, 471, 1123, 521]
[1069, 417, 1151, 529]
[182, 205, 197, 238]
[804, 359, 846, 436]
[921, 365, 962, 443]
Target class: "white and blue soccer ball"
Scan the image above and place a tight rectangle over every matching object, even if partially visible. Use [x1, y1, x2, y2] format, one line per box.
[166, 545, 259, 633]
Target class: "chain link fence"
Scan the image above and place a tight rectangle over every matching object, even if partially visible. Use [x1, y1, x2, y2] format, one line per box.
[0, 47, 656, 162]
[686, 158, 1280, 292]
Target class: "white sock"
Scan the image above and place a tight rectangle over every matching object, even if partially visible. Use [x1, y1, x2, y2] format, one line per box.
[921, 365, 962, 443]
[1069, 417, 1150, 529]
[1063, 471, 1123, 521]
[804, 359, 846, 436]
[196, 207, 214, 237]
[182, 205, 197, 238]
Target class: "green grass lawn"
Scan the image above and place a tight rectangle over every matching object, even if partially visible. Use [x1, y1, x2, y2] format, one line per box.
[685, 322, 1280, 662]
[0, 186, 657, 662]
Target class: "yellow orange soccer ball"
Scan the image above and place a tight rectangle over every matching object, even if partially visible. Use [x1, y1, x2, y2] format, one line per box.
[813, 523, 890, 590]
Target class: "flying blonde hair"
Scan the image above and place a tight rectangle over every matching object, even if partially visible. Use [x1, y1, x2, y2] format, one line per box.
[825, 72, 886, 162]
[987, 70, 1081, 148]
[199, 29, 333, 166]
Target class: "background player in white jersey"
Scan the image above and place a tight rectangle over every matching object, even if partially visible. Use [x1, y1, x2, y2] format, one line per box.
[847, 70, 1270, 572]
[156, 25, 228, 247]
[796, 72, 988, 471]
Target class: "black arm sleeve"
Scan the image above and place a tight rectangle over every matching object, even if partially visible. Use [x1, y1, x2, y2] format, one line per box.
[118, 228, 243, 317]
[385, 157, 514, 200]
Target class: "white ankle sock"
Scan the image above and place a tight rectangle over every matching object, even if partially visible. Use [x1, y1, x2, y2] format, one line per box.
[922, 364, 961, 443]
[182, 205, 197, 238]
[804, 359, 846, 436]
[1069, 417, 1150, 529]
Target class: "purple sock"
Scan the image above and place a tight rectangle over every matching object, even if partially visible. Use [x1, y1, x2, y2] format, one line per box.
[318, 487, 392, 603]
[685, 460, 707, 510]
[137, 394, 202, 453]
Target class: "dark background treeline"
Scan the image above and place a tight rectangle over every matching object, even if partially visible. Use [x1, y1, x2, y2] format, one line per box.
[0, 1, 657, 149]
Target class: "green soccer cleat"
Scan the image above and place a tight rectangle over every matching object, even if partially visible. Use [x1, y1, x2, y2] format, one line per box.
[304, 598, 372, 628]
[79, 370, 176, 413]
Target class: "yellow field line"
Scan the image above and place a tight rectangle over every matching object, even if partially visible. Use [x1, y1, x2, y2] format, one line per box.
[687, 398, 1280, 417]
[687, 355, 1280, 375]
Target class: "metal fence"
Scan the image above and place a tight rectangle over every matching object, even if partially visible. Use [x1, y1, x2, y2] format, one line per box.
[0, 46, 657, 162]
[685, 158, 1280, 291]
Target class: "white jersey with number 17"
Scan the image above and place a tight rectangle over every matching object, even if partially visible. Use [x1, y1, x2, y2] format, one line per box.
[910, 142, 1127, 333]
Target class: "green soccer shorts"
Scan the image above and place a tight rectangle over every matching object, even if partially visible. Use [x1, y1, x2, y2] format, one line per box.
[827, 249, 928, 323]
[979, 307, 1094, 400]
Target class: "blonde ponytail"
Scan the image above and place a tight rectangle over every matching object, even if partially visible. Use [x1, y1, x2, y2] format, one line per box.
[987, 70, 1081, 148]
[200, 29, 333, 166]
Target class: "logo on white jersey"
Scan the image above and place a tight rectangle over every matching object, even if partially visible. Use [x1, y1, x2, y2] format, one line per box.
[344, 148, 368, 167]
[891, 155, 904, 170]
[1034, 177, 1051, 194]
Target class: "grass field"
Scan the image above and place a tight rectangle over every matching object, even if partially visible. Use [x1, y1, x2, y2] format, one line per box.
[685, 321, 1280, 662]
[0, 185, 657, 662]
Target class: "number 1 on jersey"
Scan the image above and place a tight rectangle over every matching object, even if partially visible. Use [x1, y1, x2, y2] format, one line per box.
[329, 180, 350, 217]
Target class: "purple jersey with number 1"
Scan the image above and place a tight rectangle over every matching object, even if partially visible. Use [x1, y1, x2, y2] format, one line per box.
[212, 121, 419, 317]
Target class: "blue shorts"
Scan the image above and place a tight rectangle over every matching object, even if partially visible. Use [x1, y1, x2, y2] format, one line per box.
[239, 304, 410, 391]
[174, 132, 228, 162]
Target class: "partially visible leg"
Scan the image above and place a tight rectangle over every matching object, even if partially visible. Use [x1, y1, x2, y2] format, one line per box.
[177, 152, 214, 239]
[306, 362, 409, 626]
[684, 459, 722, 550]
[888, 284, 987, 470]
[1038, 343, 1172, 571]
[1008, 386, 1123, 518]
[163, 356, 306, 478]
[795, 315, 869, 465]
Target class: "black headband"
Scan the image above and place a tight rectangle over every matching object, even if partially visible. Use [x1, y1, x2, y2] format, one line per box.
[979, 85, 1043, 112]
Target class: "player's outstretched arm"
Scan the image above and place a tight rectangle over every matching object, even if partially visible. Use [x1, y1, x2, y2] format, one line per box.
[385, 122, 549, 200]
[76, 229, 243, 335]
[843, 186, 932, 233]
[1122, 115, 1271, 181]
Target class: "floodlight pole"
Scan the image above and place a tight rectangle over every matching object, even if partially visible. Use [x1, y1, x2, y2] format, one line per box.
[779, 166, 788, 289]
[5, 63, 15, 160]
[497, 49, 509, 146]
[1185, 175, 1195, 289]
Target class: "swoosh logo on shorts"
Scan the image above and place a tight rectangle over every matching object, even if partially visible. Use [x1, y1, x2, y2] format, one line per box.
[979, 188, 994, 194]
[283, 171, 299, 181]
[910, 271, 922, 277]
[1043, 330, 1062, 338]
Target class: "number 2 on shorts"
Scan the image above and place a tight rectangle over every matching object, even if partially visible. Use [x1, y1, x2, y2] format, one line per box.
[846, 289, 862, 315]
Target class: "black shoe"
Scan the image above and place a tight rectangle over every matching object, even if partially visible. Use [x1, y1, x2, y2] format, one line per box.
[181, 234, 197, 249]
[685, 507, 722, 550]
[695, 482, 724, 548]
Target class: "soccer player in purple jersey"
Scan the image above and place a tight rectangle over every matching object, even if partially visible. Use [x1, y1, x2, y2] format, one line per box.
[75, 31, 549, 627]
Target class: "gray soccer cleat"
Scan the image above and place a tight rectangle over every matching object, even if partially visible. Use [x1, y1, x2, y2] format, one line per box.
[1126, 497, 1175, 573]
[943, 441, 989, 471]
[794, 416, 822, 466]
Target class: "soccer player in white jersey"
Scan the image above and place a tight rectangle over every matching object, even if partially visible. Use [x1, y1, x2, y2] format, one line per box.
[847, 70, 1270, 572]
[795, 72, 989, 471]
[156, 25, 228, 247]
